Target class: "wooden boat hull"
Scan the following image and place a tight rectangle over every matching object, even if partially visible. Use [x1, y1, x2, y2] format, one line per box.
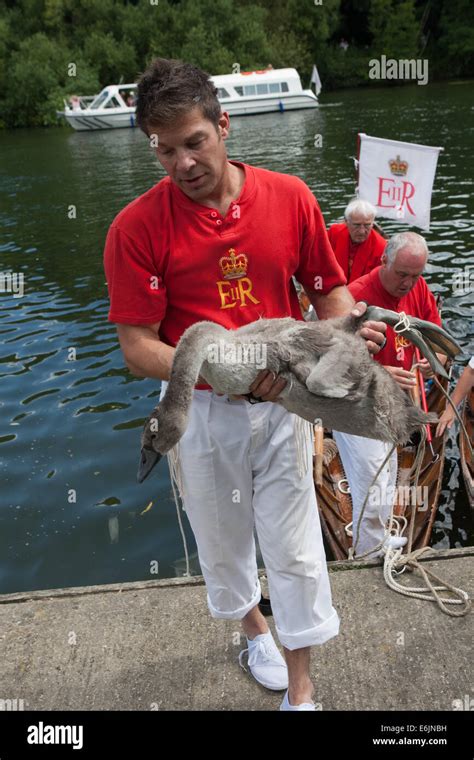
[315, 375, 449, 560]
[460, 389, 474, 508]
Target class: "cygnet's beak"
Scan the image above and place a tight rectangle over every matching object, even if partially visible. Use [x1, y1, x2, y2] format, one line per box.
[137, 446, 162, 483]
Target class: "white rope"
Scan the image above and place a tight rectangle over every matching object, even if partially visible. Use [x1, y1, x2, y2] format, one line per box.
[327, 328, 470, 614]
[343, 411, 470, 613]
[382, 546, 471, 617]
[348, 442, 397, 560]
[379, 377, 471, 617]
[347, 469, 471, 616]
[393, 311, 411, 334]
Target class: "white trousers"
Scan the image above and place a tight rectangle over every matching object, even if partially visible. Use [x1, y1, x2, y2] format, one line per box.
[332, 431, 398, 557]
[162, 383, 339, 651]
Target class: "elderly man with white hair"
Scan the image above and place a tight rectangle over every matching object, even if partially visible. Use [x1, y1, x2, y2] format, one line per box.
[328, 198, 386, 282]
[333, 232, 447, 558]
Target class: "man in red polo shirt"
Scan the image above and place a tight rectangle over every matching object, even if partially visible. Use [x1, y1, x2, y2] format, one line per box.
[349, 231, 445, 382]
[332, 232, 445, 558]
[104, 58, 386, 711]
[328, 198, 386, 283]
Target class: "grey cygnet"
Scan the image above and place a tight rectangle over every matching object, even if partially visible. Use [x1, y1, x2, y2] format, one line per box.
[138, 306, 460, 482]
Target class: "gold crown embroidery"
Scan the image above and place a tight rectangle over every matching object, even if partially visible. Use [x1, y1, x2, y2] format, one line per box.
[219, 248, 248, 280]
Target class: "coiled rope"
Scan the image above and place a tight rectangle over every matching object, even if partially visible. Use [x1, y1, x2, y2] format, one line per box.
[345, 349, 471, 616]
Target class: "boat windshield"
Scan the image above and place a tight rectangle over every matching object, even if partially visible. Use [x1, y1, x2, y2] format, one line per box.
[90, 90, 110, 110]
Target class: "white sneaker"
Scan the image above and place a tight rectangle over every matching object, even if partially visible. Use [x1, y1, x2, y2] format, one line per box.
[374, 535, 408, 558]
[280, 690, 316, 711]
[238, 631, 289, 691]
[384, 535, 408, 551]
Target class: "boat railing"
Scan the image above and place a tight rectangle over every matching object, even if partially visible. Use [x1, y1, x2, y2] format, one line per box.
[63, 95, 97, 112]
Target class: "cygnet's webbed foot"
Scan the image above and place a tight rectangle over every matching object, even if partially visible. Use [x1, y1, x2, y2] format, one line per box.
[362, 305, 461, 379]
[137, 447, 162, 483]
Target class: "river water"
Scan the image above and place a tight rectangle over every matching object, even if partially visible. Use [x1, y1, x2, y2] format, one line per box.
[0, 81, 472, 593]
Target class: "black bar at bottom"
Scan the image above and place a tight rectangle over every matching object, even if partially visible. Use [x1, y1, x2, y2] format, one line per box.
[0, 710, 471, 757]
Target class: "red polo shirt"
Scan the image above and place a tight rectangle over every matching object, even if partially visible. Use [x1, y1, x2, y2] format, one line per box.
[349, 266, 442, 370]
[104, 161, 346, 348]
[328, 223, 386, 282]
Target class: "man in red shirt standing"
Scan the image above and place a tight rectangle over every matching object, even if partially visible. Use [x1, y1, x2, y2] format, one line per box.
[333, 232, 445, 558]
[328, 199, 386, 283]
[104, 58, 386, 710]
[349, 232, 445, 382]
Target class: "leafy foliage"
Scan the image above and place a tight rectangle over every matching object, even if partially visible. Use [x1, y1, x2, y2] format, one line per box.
[0, 0, 471, 127]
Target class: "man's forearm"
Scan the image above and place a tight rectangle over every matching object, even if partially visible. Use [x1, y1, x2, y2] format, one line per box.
[450, 366, 474, 406]
[306, 285, 355, 319]
[127, 341, 175, 380]
[117, 324, 175, 381]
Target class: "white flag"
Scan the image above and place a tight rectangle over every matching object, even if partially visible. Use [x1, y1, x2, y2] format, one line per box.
[358, 133, 443, 230]
[310, 64, 322, 96]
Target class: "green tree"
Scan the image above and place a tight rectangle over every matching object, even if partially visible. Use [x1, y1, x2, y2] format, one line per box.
[434, 0, 474, 76]
[3, 32, 99, 127]
[369, 0, 419, 59]
[83, 31, 138, 83]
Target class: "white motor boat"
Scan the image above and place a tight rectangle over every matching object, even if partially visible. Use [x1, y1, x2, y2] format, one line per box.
[57, 85, 138, 131]
[57, 67, 320, 131]
[212, 67, 319, 116]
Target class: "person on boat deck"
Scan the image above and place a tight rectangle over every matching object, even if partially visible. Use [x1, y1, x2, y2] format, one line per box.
[70, 95, 81, 111]
[328, 198, 386, 283]
[436, 357, 474, 437]
[103, 58, 387, 711]
[332, 232, 447, 559]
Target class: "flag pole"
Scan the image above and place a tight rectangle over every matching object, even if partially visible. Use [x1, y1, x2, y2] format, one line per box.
[355, 133, 361, 193]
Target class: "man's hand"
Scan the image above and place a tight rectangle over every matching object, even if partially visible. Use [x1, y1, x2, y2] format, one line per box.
[384, 365, 417, 390]
[234, 368, 287, 403]
[352, 301, 387, 355]
[413, 357, 435, 379]
[435, 406, 456, 437]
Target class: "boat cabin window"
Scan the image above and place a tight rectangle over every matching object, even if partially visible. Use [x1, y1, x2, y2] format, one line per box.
[233, 82, 289, 97]
[104, 96, 121, 109]
[217, 87, 230, 99]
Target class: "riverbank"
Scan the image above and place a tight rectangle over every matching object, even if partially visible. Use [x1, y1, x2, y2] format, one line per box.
[0, 547, 471, 711]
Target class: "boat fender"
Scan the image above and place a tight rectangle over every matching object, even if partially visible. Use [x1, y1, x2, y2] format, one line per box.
[279, 100, 284, 113]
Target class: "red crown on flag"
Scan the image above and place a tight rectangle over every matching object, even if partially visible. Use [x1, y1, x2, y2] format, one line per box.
[389, 155, 409, 176]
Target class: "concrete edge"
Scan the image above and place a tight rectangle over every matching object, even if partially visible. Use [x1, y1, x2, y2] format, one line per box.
[0, 546, 472, 605]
